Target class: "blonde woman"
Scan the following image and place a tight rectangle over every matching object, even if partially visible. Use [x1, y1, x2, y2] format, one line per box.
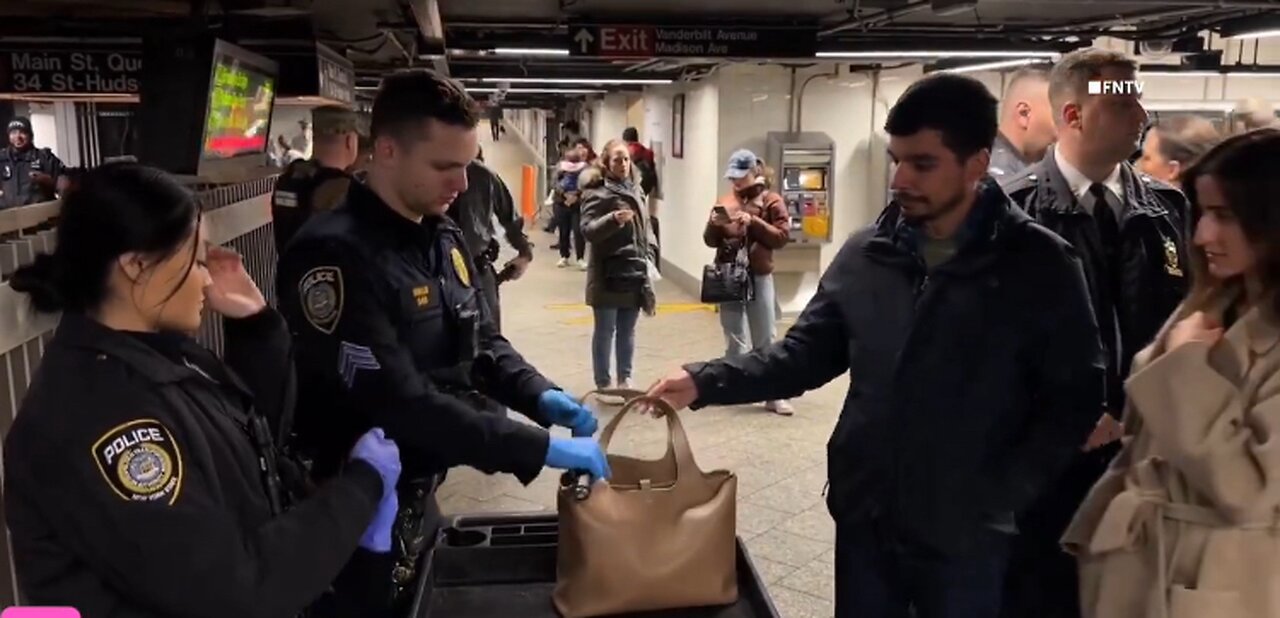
[1064, 128, 1280, 618]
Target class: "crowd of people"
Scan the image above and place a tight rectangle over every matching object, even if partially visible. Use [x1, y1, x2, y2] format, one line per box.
[4, 44, 1280, 618]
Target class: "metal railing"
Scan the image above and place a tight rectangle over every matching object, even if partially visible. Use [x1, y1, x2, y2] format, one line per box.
[0, 175, 279, 607]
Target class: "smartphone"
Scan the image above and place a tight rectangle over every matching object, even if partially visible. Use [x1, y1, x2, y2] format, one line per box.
[712, 205, 729, 219]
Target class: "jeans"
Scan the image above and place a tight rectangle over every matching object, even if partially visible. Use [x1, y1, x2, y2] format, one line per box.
[557, 204, 585, 260]
[835, 521, 1011, 618]
[718, 273, 778, 357]
[591, 307, 640, 388]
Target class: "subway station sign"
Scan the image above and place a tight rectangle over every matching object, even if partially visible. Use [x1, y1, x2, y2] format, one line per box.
[0, 49, 141, 95]
[568, 24, 818, 59]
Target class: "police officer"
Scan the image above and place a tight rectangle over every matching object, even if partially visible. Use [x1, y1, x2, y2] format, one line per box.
[271, 105, 362, 251]
[989, 67, 1056, 185]
[447, 147, 532, 332]
[0, 116, 64, 209]
[276, 69, 611, 615]
[1000, 49, 1189, 618]
[3, 163, 402, 616]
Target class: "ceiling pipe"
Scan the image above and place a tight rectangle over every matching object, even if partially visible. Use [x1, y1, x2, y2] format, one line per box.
[820, 0, 932, 36]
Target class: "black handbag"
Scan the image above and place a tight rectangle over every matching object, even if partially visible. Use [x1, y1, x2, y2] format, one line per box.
[700, 244, 754, 304]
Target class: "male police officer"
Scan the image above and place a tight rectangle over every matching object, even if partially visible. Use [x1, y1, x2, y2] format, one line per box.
[989, 67, 1056, 185]
[1000, 48, 1189, 618]
[277, 69, 610, 616]
[271, 106, 363, 251]
[0, 117, 64, 209]
[447, 147, 532, 332]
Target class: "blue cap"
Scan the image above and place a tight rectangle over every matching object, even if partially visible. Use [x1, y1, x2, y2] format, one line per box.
[724, 149, 758, 179]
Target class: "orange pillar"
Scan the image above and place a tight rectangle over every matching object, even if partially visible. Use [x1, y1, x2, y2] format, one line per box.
[520, 164, 536, 223]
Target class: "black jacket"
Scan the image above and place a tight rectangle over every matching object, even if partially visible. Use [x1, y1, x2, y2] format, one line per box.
[579, 168, 656, 311]
[271, 159, 353, 252]
[1003, 150, 1188, 413]
[0, 145, 64, 209]
[685, 180, 1104, 556]
[448, 161, 531, 262]
[277, 181, 556, 486]
[3, 310, 383, 618]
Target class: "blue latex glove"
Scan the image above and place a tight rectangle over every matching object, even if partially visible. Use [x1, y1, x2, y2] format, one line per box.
[545, 437, 611, 482]
[349, 428, 401, 552]
[538, 389, 599, 437]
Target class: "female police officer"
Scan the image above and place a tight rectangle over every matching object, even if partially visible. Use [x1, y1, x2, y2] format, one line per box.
[3, 163, 402, 617]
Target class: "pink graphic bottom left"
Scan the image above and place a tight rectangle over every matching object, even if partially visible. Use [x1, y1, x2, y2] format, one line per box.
[2, 609, 81, 618]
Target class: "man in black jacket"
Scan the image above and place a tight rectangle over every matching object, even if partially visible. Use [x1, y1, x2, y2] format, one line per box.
[1000, 48, 1189, 618]
[648, 73, 1103, 618]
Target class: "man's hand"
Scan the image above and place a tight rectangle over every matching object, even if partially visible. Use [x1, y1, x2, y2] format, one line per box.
[503, 255, 531, 281]
[538, 390, 599, 437]
[644, 369, 699, 417]
[1082, 413, 1124, 452]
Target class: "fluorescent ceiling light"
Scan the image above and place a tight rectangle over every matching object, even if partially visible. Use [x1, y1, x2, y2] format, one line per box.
[468, 87, 606, 94]
[817, 50, 1060, 59]
[1227, 28, 1280, 39]
[491, 48, 570, 56]
[1141, 70, 1280, 78]
[941, 58, 1046, 74]
[466, 77, 673, 85]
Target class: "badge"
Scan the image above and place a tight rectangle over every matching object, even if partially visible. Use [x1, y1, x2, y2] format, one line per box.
[299, 266, 344, 334]
[412, 285, 431, 308]
[1163, 237, 1183, 277]
[92, 419, 183, 505]
[450, 247, 471, 288]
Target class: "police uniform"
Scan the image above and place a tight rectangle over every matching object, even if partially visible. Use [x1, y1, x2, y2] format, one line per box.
[272, 159, 353, 251]
[3, 309, 384, 617]
[447, 160, 531, 331]
[0, 117, 64, 209]
[987, 132, 1030, 186]
[276, 180, 561, 609]
[1001, 148, 1188, 618]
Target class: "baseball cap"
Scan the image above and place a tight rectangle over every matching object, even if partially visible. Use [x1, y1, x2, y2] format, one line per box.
[311, 106, 363, 137]
[724, 149, 758, 179]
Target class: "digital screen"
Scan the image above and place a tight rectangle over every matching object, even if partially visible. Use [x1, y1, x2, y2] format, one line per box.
[783, 167, 827, 191]
[200, 50, 276, 160]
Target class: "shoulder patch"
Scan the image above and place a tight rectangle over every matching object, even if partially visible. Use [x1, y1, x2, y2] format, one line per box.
[92, 419, 183, 504]
[299, 266, 344, 334]
[450, 247, 472, 288]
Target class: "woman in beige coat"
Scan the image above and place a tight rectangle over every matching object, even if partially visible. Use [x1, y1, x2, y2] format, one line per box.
[1063, 127, 1280, 618]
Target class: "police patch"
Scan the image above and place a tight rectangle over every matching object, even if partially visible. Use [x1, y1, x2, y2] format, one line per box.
[450, 247, 471, 288]
[299, 266, 344, 334]
[92, 419, 183, 505]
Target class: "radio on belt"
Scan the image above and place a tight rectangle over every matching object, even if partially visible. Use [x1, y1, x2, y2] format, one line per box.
[765, 132, 836, 245]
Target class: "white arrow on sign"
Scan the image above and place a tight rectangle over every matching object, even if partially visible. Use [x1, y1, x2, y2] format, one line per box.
[573, 28, 596, 54]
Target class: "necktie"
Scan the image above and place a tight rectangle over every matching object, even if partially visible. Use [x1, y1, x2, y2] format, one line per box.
[1090, 183, 1120, 255]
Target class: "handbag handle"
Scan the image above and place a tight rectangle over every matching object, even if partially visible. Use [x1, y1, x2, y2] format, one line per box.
[582, 391, 699, 483]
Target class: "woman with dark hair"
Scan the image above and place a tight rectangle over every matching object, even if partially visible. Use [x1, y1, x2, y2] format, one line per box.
[3, 163, 403, 617]
[1064, 128, 1280, 618]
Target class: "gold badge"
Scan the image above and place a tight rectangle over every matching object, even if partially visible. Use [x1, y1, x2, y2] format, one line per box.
[1163, 237, 1183, 277]
[450, 247, 471, 287]
[413, 285, 431, 308]
[92, 419, 183, 505]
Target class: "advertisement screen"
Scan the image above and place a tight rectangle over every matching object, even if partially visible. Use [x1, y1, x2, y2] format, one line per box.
[200, 49, 276, 160]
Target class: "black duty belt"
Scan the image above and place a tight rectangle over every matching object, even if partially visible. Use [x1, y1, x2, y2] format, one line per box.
[390, 474, 444, 595]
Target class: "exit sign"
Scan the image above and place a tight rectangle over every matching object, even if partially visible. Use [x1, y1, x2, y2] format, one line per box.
[568, 23, 817, 59]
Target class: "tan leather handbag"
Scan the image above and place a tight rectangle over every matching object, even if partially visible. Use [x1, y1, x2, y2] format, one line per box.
[552, 391, 739, 617]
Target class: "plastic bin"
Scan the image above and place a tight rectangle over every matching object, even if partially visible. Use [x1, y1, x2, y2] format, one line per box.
[409, 512, 782, 618]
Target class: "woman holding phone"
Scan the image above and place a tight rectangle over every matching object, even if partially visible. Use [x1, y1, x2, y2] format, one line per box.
[703, 149, 794, 415]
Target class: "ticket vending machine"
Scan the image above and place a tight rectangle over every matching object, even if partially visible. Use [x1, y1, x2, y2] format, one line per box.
[763, 132, 834, 316]
[765, 132, 835, 245]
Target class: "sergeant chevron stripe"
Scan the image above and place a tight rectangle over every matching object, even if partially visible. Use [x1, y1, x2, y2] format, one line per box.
[338, 341, 381, 388]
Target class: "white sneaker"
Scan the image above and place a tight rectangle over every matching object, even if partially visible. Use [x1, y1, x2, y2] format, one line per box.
[576, 259, 589, 271]
[765, 400, 795, 416]
[617, 378, 636, 392]
[557, 257, 570, 268]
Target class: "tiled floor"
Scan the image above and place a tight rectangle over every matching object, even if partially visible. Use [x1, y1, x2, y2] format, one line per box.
[442, 124, 848, 617]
